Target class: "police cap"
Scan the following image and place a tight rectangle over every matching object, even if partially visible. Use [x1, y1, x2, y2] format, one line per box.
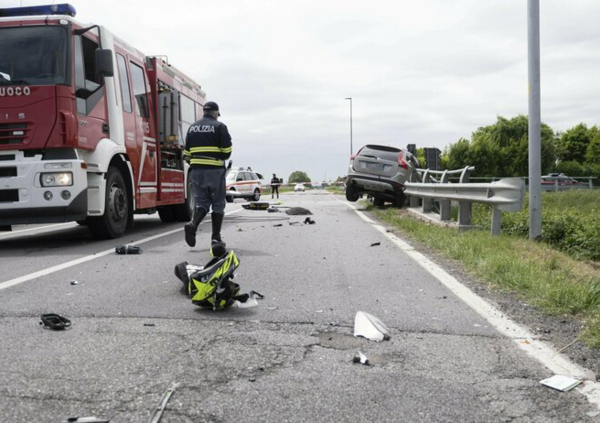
[203, 101, 221, 116]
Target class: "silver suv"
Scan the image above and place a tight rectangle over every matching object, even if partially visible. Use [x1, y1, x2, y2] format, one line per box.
[345, 144, 420, 207]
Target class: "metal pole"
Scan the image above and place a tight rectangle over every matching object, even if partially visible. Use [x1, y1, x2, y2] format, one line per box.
[528, 0, 542, 240]
[345, 97, 353, 155]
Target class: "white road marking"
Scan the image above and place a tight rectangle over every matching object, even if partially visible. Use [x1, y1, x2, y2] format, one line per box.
[0, 222, 78, 239]
[336, 196, 600, 409]
[0, 208, 242, 292]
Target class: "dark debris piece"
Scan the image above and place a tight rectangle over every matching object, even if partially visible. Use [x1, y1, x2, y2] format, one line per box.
[249, 290, 265, 299]
[285, 207, 312, 216]
[304, 217, 316, 224]
[115, 245, 143, 254]
[40, 313, 71, 330]
[370, 242, 381, 247]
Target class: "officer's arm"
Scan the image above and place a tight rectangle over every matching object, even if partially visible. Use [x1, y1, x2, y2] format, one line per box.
[219, 124, 233, 159]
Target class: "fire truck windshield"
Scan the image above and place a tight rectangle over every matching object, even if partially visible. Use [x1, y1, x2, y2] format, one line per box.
[0, 26, 68, 86]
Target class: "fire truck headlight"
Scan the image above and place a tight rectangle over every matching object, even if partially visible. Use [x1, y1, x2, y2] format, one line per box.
[41, 172, 73, 187]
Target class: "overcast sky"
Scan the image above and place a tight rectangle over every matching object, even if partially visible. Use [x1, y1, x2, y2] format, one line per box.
[3, 0, 600, 182]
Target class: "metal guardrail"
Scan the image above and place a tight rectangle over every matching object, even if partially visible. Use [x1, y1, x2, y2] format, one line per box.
[405, 167, 526, 235]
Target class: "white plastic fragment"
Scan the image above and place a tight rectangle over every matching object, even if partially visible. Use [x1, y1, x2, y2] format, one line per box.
[354, 311, 390, 341]
[235, 297, 259, 308]
[540, 375, 582, 392]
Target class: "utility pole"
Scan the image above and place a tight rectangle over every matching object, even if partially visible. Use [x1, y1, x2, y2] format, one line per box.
[528, 0, 542, 239]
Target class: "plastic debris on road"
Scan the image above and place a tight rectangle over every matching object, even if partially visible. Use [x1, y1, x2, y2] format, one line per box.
[540, 375, 582, 392]
[304, 217, 316, 224]
[249, 290, 265, 299]
[370, 242, 381, 247]
[242, 201, 270, 210]
[235, 297, 259, 308]
[285, 207, 312, 215]
[149, 382, 180, 423]
[70, 280, 79, 285]
[40, 313, 72, 330]
[115, 244, 142, 254]
[354, 311, 390, 341]
[62, 417, 110, 423]
[352, 351, 370, 365]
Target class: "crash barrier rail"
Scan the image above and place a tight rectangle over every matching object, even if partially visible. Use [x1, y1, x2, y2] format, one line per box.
[405, 166, 526, 235]
[458, 176, 595, 191]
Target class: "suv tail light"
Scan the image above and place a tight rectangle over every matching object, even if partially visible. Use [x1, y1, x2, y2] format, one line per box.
[398, 151, 408, 169]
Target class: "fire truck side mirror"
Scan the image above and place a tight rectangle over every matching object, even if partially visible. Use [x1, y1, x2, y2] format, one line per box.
[96, 49, 114, 78]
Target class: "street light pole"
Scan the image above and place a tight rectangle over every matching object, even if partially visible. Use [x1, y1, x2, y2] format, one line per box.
[528, 0, 542, 240]
[345, 97, 353, 155]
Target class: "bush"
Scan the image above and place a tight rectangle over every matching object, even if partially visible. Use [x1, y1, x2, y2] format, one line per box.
[555, 160, 586, 177]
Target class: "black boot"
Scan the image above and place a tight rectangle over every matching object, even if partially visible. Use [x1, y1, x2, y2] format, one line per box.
[211, 212, 225, 245]
[210, 213, 226, 257]
[184, 207, 207, 247]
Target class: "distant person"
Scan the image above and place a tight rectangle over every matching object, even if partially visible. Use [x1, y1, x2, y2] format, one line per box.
[183, 101, 232, 251]
[271, 173, 280, 199]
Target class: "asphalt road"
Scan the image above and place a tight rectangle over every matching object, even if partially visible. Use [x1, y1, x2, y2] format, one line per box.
[0, 191, 598, 422]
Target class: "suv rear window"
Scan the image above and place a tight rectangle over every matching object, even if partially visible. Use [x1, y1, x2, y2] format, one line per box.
[360, 145, 401, 162]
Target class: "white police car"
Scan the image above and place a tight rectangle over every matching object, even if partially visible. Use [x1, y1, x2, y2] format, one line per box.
[226, 167, 263, 202]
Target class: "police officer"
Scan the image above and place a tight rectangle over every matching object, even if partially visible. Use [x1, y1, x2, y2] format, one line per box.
[271, 173, 280, 199]
[183, 101, 232, 250]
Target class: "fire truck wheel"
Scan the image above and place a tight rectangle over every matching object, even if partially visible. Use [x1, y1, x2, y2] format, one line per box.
[158, 207, 176, 223]
[88, 167, 130, 239]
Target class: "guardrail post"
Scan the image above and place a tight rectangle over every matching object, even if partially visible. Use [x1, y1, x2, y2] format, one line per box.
[409, 195, 421, 207]
[491, 206, 502, 235]
[440, 201, 451, 221]
[458, 201, 471, 226]
[422, 197, 432, 213]
[439, 170, 450, 220]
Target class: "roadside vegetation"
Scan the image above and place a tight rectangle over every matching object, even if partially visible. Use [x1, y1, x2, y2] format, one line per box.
[369, 190, 600, 348]
[440, 115, 600, 184]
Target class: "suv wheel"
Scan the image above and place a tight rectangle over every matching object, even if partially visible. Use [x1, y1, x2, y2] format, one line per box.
[252, 188, 261, 201]
[395, 193, 406, 208]
[373, 197, 385, 207]
[345, 183, 359, 202]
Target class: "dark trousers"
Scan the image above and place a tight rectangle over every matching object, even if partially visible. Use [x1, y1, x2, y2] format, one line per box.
[191, 167, 227, 213]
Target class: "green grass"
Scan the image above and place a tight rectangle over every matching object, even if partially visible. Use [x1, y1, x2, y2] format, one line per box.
[370, 202, 600, 348]
[471, 190, 600, 261]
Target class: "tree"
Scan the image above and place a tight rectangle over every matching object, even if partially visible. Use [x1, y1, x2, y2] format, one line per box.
[556, 160, 586, 177]
[585, 126, 600, 165]
[442, 115, 556, 177]
[288, 171, 311, 183]
[556, 123, 590, 163]
[444, 138, 470, 170]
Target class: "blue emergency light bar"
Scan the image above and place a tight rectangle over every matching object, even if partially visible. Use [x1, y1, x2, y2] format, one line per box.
[0, 3, 76, 18]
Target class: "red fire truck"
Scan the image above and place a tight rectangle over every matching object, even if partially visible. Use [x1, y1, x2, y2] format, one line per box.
[0, 4, 205, 238]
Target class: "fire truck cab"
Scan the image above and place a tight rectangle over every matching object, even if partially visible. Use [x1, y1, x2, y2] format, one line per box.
[0, 4, 205, 238]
